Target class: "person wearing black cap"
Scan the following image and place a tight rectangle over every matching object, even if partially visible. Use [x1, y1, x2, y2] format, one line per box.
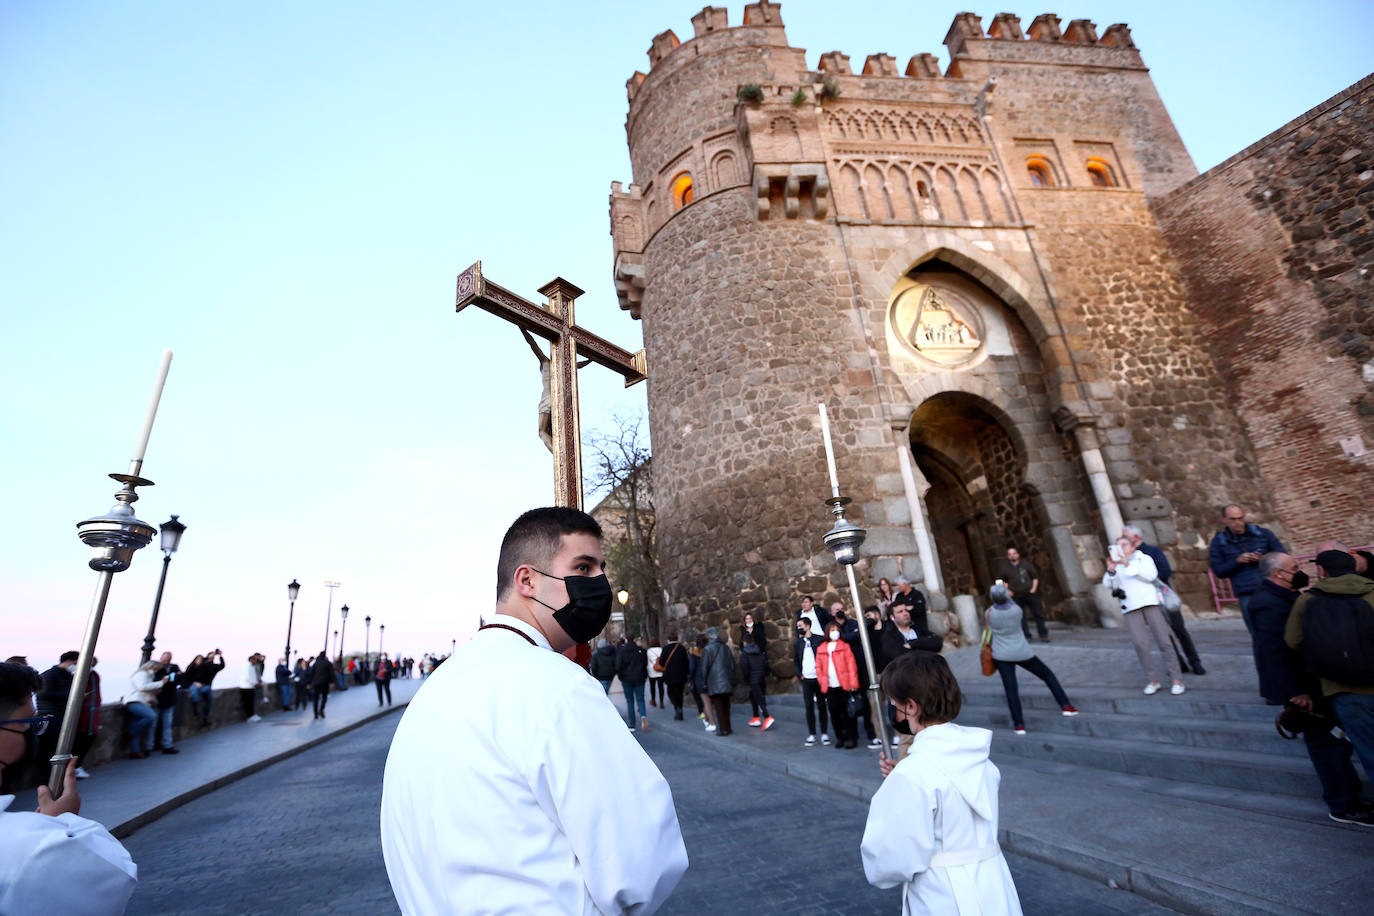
[1286, 543, 1374, 800]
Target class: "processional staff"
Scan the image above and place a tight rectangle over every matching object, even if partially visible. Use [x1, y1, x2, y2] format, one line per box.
[817, 403, 894, 756]
[49, 350, 174, 797]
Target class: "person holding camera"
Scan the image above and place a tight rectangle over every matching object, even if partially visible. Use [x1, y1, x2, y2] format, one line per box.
[184, 650, 225, 726]
[1105, 536, 1183, 695]
[985, 585, 1077, 735]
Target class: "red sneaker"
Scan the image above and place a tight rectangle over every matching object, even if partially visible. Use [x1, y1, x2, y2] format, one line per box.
[762, 716, 775, 731]
[1061, 706, 1079, 717]
[747, 717, 762, 727]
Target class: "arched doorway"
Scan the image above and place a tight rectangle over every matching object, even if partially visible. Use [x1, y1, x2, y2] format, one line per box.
[911, 391, 1065, 616]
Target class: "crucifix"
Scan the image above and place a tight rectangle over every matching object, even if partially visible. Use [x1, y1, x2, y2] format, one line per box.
[454, 261, 647, 510]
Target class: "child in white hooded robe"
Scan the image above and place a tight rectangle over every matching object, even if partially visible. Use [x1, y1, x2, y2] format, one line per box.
[861, 651, 1022, 915]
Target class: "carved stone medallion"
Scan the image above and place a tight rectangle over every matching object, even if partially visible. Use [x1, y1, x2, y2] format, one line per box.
[888, 285, 985, 368]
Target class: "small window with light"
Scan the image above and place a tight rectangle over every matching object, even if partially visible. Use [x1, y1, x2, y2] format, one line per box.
[671, 172, 695, 210]
[1085, 158, 1116, 187]
[1026, 157, 1054, 187]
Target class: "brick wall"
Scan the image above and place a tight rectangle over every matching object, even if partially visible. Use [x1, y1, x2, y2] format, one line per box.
[1153, 76, 1374, 552]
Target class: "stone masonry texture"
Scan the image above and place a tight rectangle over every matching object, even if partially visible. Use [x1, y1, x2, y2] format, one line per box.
[607, 5, 1367, 686]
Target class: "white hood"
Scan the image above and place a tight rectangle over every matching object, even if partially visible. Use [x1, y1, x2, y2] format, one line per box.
[907, 722, 995, 820]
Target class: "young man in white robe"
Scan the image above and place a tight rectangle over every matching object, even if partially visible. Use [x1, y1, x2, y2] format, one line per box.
[861, 652, 1022, 915]
[380, 506, 688, 914]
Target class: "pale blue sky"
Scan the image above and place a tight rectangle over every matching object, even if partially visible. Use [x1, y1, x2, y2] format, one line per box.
[3, 1, 1370, 678]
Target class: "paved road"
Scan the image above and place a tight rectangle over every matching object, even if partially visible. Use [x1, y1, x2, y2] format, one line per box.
[122, 713, 1175, 914]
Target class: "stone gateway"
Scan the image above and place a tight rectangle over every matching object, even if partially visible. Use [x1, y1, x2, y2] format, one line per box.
[605, 4, 1374, 670]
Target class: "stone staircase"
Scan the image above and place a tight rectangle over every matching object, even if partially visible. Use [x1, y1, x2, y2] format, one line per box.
[657, 616, 1374, 914]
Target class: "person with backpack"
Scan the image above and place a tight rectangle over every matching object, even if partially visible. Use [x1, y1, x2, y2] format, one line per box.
[1252, 551, 1371, 826]
[1286, 546, 1374, 794]
[375, 652, 394, 706]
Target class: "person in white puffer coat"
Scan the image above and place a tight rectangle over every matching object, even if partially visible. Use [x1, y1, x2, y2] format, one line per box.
[1104, 536, 1184, 696]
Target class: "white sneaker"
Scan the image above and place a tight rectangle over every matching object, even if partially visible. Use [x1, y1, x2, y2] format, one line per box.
[821, 734, 832, 745]
[705, 723, 717, 732]
[74, 766, 90, 779]
[1170, 683, 1186, 696]
[1143, 683, 1161, 696]
[805, 735, 817, 747]
[248, 714, 263, 722]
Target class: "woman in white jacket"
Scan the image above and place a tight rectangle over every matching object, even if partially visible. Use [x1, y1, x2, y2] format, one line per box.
[861, 652, 1022, 915]
[1104, 536, 1184, 695]
[123, 660, 166, 759]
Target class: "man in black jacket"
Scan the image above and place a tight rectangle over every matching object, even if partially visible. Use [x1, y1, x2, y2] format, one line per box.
[616, 638, 650, 732]
[34, 651, 79, 783]
[152, 652, 182, 754]
[792, 617, 829, 746]
[310, 652, 335, 719]
[659, 632, 690, 720]
[1250, 551, 1370, 825]
[880, 601, 942, 671]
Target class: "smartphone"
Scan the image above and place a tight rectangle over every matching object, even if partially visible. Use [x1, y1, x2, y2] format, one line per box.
[1109, 544, 1125, 563]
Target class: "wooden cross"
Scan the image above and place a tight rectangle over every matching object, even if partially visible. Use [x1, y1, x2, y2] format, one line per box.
[455, 261, 647, 510]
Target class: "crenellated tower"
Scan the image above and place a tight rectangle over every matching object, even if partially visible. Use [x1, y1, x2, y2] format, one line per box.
[608, 6, 1274, 673]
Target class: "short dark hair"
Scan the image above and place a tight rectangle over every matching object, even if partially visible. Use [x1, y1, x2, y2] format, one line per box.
[59, 651, 80, 664]
[496, 507, 603, 602]
[879, 652, 962, 726]
[802, 595, 814, 603]
[0, 662, 41, 719]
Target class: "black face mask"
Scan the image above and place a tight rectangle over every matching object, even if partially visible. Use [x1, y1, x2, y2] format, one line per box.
[893, 717, 913, 735]
[532, 571, 614, 644]
[1289, 570, 1310, 591]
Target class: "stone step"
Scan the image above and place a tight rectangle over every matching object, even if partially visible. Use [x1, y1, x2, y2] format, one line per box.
[988, 727, 1324, 798]
[649, 701, 1374, 915]
[958, 684, 1276, 723]
[966, 703, 1309, 758]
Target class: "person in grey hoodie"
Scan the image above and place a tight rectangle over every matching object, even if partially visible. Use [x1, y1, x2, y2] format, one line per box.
[985, 585, 1077, 735]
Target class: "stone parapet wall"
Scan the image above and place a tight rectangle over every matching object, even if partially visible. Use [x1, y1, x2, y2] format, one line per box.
[1153, 76, 1374, 551]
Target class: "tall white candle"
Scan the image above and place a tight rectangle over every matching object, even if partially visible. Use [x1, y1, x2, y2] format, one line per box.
[131, 349, 173, 471]
[818, 403, 841, 497]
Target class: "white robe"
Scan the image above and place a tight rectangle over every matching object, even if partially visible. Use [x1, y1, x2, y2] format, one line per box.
[380, 614, 688, 914]
[0, 795, 138, 914]
[861, 723, 1021, 916]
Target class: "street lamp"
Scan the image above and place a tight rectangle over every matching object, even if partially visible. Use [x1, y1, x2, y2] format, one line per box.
[379, 623, 385, 658]
[322, 580, 340, 654]
[284, 579, 301, 673]
[139, 514, 187, 664]
[616, 588, 630, 638]
[332, 629, 339, 659]
[365, 615, 372, 666]
[338, 605, 350, 690]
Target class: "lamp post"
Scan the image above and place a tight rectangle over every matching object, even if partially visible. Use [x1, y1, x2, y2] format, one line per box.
[364, 615, 372, 667]
[338, 605, 350, 690]
[284, 579, 301, 674]
[49, 350, 173, 798]
[616, 588, 630, 639]
[816, 404, 893, 755]
[379, 623, 385, 658]
[322, 580, 340, 654]
[450, 638, 456, 656]
[139, 514, 187, 664]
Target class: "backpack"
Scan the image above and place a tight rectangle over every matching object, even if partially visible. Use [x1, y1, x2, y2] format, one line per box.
[1301, 590, 1374, 686]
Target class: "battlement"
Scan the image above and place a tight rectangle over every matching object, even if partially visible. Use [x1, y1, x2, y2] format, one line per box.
[631, 6, 1138, 101]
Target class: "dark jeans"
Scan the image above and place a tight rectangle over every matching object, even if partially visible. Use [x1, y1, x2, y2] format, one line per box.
[154, 705, 175, 748]
[1331, 693, 1374, 777]
[801, 678, 829, 736]
[1302, 714, 1365, 815]
[995, 656, 1071, 728]
[293, 684, 310, 710]
[313, 684, 330, 717]
[1163, 607, 1202, 668]
[376, 679, 392, 705]
[851, 689, 877, 741]
[666, 682, 685, 713]
[742, 652, 768, 717]
[650, 679, 665, 705]
[1018, 594, 1048, 640]
[825, 689, 856, 744]
[710, 694, 733, 735]
[238, 689, 255, 719]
